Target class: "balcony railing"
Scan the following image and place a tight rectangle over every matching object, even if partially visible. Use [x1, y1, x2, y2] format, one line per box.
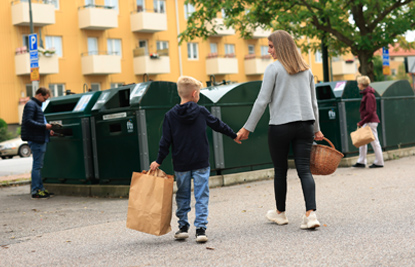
[206, 53, 238, 75]
[81, 51, 121, 75]
[133, 48, 170, 75]
[14, 49, 59, 75]
[244, 54, 273, 75]
[130, 9, 167, 32]
[78, 5, 118, 30]
[206, 18, 235, 36]
[331, 60, 357, 76]
[11, 0, 55, 26]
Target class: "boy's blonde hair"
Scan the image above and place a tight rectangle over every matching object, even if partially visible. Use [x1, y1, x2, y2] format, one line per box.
[177, 76, 203, 98]
[357, 75, 371, 87]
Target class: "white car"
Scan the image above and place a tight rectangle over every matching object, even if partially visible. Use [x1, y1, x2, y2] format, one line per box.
[0, 137, 31, 159]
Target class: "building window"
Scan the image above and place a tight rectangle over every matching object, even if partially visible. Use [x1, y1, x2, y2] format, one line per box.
[391, 69, 397, 76]
[26, 84, 33, 98]
[49, 84, 65, 97]
[45, 36, 62, 57]
[184, 3, 195, 19]
[105, 0, 118, 12]
[210, 43, 218, 53]
[187, 43, 198, 60]
[107, 39, 122, 56]
[85, 0, 94, 7]
[88, 37, 98, 55]
[91, 83, 100, 92]
[43, 0, 59, 9]
[225, 44, 235, 56]
[315, 49, 322, 63]
[154, 0, 165, 13]
[156, 41, 168, 50]
[221, 9, 227, 18]
[111, 83, 124, 88]
[248, 45, 255, 55]
[260, 46, 268, 56]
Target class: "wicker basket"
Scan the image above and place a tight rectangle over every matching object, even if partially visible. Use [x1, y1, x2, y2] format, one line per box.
[310, 137, 344, 175]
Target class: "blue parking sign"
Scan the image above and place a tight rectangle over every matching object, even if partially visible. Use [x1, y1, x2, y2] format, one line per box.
[29, 33, 38, 51]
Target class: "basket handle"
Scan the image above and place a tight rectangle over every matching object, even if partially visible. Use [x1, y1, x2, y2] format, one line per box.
[321, 137, 335, 149]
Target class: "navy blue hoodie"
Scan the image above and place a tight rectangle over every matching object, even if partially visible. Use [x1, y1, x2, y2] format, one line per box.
[156, 101, 237, 172]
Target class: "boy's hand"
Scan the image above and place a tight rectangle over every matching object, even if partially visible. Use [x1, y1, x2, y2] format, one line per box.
[150, 161, 160, 171]
[234, 136, 242, 144]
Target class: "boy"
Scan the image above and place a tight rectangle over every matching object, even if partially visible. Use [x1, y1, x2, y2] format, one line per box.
[150, 76, 239, 243]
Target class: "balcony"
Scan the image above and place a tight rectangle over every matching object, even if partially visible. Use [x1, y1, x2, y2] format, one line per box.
[15, 50, 59, 76]
[11, 1, 55, 27]
[252, 27, 272, 39]
[332, 60, 357, 76]
[244, 55, 273, 75]
[133, 48, 170, 75]
[206, 53, 238, 75]
[81, 52, 121, 75]
[78, 5, 118, 30]
[206, 18, 235, 36]
[130, 10, 167, 33]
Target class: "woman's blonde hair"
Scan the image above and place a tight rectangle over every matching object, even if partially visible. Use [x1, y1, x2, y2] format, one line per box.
[356, 75, 371, 87]
[177, 76, 202, 98]
[268, 30, 309, 75]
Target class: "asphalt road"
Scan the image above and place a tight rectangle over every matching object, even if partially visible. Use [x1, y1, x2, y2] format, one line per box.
[0, 157, 32, 177]
[1, 156, 414, 266]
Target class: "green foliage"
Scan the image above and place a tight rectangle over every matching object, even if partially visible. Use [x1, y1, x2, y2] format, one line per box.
[0, 119, 13, 142]
[180, 0, 415, 80]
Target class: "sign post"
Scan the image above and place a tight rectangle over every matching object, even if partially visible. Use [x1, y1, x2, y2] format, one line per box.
[382, 47, 390, 79]
[29, 33, 39, 96]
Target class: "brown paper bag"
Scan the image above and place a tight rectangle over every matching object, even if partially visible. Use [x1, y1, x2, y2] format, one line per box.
[350, 126, 375, 148]
[126, 169, 174, 236]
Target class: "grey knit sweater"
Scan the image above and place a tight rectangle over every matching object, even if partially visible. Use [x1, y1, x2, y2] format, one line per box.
[243, 60, 320, 133]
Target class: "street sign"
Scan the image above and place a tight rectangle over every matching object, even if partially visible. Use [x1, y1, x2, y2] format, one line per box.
[29, 33, 38, 51]
[31, 61, 39, 68]
[31, 67, 40, 81]
[30, 51, 38, 61]
[382, 47, 390, 75]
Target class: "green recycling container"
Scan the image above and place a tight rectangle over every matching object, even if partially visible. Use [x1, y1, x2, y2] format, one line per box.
[42, 91, 102, 184]
[315, 80, 383, 156]
[370, 80, 415, 150]
[200, 81, 273, 174]
[91, 81, 180, 185]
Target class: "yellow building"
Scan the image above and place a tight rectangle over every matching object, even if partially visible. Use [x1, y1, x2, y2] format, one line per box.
[1, 0, 355, 126]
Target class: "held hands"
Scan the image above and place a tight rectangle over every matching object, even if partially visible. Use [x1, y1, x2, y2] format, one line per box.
[150, 161, 160, 171]
[314, 131, 324, 141]
[234, 128, 250, 144]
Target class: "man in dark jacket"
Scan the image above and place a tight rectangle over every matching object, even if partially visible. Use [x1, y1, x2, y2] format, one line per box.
[21, 87, 54, 199]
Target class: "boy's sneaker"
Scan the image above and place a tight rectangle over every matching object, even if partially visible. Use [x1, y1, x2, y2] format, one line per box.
[31, 190, 49, 199]
[44, 189, 54, 197]
[195, 228, 208, 243]
[300, 211, 321, 229]
[174, 226, 189, 240]
[266, 209, 289, 225]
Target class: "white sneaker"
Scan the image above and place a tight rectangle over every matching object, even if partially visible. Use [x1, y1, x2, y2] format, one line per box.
[266, 209, 289, 225]
[300, 211, 321, 229]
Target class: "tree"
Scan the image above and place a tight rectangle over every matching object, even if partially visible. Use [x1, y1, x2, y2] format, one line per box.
[179, 0, 415, 81]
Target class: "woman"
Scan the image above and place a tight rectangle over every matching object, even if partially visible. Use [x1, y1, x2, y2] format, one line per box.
[352, 76, 384, 168]
[236, 30, 324, 229]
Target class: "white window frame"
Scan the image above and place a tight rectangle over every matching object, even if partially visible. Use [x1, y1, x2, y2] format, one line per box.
[111, 83, 124, 88]
[260, 45, 268, 56]
[85, 0, 94, 7]
[156, 41, 168, 51]
[153, 0, 165, 13]
[91, 83, 101, 92]
[107, 39, 122, 57]
[49, 84, 65, 97]
[184, 3, 195, 20]
[45, 36, 63, 57]
[105, 0, 118, 12]
[315, 49, 322, 63]
[225, 44, 235, 55]
[88, 37, 98, 55]
[221, 9, 227, 18]
[187, 43, 198, 60]
[248, 45, 255, 55]
[210, 43, 218, 53]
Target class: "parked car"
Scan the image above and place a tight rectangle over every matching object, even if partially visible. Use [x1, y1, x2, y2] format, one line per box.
[0, 137, 31, 159]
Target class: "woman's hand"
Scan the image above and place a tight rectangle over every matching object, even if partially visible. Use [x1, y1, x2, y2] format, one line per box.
[314, 131, 324, 141]
[149, 161, 160, 171]
[236, 128, 250, 142]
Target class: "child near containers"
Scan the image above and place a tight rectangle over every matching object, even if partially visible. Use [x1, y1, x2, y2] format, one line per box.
[150, 76, 239, 243]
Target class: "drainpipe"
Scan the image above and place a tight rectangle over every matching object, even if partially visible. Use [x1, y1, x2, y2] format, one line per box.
[175, 0, 183, 76]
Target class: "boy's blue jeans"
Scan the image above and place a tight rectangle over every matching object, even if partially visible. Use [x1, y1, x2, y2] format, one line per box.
[174, 167, 210, 230]
[28, 141, 47, 195]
